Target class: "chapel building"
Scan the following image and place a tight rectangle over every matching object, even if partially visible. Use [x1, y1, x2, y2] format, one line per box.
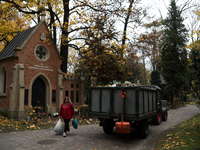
[0, 8, 85, 119]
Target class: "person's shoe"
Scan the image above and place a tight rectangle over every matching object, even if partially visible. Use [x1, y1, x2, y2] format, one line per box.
[63, 132, 66, 137]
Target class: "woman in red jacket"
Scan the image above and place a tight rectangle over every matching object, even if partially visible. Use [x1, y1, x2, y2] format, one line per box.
[59, 96, 76, 137]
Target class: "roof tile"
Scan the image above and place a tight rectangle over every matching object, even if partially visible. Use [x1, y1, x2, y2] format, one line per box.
[0, 26, 35, 60]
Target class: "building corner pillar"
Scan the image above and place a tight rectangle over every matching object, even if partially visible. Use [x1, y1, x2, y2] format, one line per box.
[9, 64, 25, 119]
[57, 69, 63, 112]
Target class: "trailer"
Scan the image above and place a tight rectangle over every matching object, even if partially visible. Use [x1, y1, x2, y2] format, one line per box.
[88, 85, 168, 138]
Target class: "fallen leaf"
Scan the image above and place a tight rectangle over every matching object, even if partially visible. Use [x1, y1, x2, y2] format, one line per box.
[186, 132, 190, 135]
[181, 142, 185, 145]
[30, 124, 35, 129]
[165, 144, 169, 147]
[167, 134, 172, 137]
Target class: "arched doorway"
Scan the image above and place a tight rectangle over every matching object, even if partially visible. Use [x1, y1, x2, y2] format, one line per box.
[32, 78, 46, 112]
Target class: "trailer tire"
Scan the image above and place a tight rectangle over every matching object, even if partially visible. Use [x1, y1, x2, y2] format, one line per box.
[103, 119, 114, 134]
[152, 108, 162, 125]
[138, 119, 149, 139]
[162, 108, 168, 121]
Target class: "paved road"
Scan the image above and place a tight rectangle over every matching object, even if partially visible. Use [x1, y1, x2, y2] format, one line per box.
[0, 105, 199, 150]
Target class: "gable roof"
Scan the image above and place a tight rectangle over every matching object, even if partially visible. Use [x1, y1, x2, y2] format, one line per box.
[0, 20, 61, 61]
[0, 26, 36, 60]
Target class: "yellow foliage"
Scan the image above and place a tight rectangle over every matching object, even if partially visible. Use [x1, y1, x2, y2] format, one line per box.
[0, 2, 31, 51]
[187, 9, 200, 49]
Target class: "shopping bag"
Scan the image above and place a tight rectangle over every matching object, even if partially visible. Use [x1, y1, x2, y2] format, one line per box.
[54, 119, 64, 135]
[72, 118, 78, 129]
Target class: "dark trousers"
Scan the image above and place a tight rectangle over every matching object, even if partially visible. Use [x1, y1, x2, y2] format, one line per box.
[64, 119, 70, 132]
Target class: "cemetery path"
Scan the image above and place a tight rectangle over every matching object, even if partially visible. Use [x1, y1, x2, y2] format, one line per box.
[0, 105, 199, 150]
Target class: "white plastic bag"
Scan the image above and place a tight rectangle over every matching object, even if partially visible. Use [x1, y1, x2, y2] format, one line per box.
[54, 119, 64, 135]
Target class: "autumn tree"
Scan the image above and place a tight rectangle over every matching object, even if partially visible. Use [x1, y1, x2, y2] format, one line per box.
[141, 20, 163, 71]
[186, 6, 200, 98]
[188, 47, 200, 97]
[186, 7, 200, 49]
[123, 53, 141, 83]
[129, 20, 162, 84]
[161, 0, 189, 104]
[0, 1, 31, 51]
[134, 33, 152, 85]
[78, 15, 124, 86]
[116, 0, 147, 57]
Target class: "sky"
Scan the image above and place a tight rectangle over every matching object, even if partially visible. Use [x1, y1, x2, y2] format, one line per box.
[145, 0, 198, 24]
[139, 0, 198, 70]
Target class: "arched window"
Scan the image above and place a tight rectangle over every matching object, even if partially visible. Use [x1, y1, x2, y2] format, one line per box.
[0, 66, 6, 94]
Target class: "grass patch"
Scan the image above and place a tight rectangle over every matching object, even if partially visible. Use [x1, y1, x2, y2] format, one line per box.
[156, 114, 200, 150]
[0, 117, 57, 133]
[0, 115, 100, 133]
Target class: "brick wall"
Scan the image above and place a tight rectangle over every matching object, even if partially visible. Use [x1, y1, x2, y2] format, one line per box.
[62, 79, 82, 108]
[0, 58, 18, 109]
[17, 23, 62, 91]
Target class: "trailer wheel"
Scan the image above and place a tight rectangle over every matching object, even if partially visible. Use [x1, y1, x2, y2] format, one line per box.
[138, 119, 149, 139]
[103, 119, 114, 134]
[152, 108, 162, 125]
[162, 108, 168, 121]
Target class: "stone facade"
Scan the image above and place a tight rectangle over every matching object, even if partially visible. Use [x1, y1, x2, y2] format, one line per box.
[0, 20, 85, 119]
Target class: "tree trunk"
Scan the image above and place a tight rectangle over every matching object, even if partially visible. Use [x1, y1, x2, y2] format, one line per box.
[171, 94, 174, 106]
[152, 43, 156, 71]
[48, 3, 57, 45]
[121, 0, 133, 58]
[61, 0, 70, 73]
[142, 50, 147, 85]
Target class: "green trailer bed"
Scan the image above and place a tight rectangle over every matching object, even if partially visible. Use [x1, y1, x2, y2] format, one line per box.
[88, 86, 161, 121]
